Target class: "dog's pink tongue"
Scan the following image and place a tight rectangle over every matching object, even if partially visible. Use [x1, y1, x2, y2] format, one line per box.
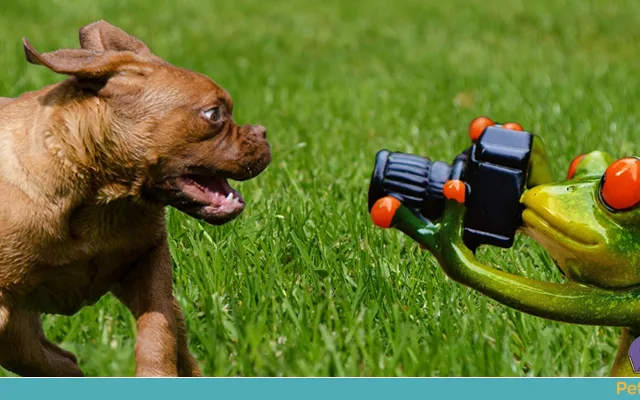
[196, 175, 232, 194]
[192, 175, 245, 211]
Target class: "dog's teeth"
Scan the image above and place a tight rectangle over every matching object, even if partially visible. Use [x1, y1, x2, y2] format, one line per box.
[226, 193, 234, 201]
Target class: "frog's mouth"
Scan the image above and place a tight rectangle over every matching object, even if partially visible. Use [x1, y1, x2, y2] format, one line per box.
[520, 185, 604, 258]
[521, 208, 600, 250]
[519, 183, 638, 289]
[520, 183, 604, 252]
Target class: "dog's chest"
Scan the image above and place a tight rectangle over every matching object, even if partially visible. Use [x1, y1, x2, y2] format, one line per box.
[27, 247, 148, 315]
[21, 203, 166, 315]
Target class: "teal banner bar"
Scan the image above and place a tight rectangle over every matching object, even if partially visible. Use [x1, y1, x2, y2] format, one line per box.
[1, 378, 639, 400]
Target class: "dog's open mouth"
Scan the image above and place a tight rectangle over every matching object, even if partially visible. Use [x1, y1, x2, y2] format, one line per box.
[173, 175, 246, 224]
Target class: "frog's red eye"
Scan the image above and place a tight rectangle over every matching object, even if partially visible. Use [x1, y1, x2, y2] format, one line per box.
[567, 154, 586, 179]
[502, 122, 523, 131]
[600, 157, 640, 211]
[469, 116, 495, 141]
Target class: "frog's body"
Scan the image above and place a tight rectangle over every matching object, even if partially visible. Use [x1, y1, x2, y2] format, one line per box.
[522, 152, 640, 290]
[377, 150, 640, 376]
[522, 151, 640, 376]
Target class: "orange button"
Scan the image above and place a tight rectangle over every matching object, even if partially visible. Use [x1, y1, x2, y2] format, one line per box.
[502, 122, 523, 131]
[443, 180, 466, 203]
[469, 116, 494, 141]
[371, 196, 402, 228]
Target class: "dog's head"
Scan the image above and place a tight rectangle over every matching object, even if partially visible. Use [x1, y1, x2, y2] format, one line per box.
[23, 21, 271, 225]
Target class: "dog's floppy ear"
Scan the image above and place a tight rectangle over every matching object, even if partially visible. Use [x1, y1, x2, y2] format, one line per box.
[78, 20, 153, 57]
[23, 38, 144, 79]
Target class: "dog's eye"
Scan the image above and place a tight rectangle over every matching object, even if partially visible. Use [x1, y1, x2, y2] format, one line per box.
[203, 107, 221, 122]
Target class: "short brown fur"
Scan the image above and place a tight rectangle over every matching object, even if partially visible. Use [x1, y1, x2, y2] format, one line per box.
[0, 21, 271, 377]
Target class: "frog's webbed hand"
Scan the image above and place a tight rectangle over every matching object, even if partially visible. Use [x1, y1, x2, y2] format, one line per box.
[381, 196, 640, 328]
[371, 196, 441, 253]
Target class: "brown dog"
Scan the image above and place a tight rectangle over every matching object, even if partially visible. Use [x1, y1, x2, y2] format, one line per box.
[0, 21, 271, 377]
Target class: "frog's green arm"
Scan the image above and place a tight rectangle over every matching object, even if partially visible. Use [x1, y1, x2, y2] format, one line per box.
[391, 204, 640, 328]
[526, 135, 554, 187]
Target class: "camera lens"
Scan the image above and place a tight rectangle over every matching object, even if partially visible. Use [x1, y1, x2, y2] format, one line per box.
[368, 150, 457, 221]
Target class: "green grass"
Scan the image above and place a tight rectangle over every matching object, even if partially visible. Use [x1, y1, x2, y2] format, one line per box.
[0, 0, 638, 377]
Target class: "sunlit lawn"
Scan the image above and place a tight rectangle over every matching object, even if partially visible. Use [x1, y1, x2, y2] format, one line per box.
[0, 0, 638, 376]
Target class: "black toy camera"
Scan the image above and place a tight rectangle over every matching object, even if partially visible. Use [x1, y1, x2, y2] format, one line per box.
[368, 119, 535, 251]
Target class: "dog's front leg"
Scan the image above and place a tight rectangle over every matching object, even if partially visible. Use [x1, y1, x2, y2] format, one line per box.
[114, 239, 179, 377]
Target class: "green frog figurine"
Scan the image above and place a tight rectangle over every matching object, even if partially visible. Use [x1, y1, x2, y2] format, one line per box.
[370, 119, 640, 376]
